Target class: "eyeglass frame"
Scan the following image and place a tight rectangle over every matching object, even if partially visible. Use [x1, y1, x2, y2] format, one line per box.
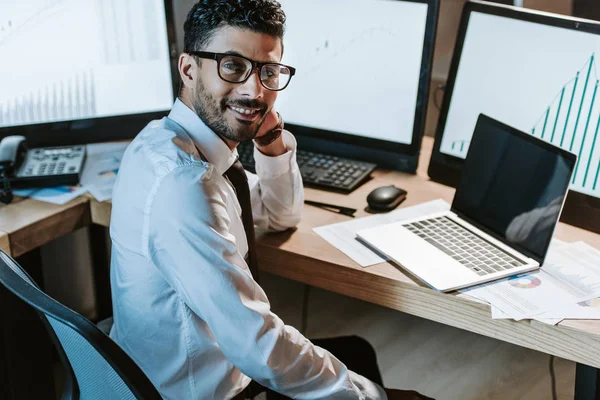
[187, 51, 296, 91]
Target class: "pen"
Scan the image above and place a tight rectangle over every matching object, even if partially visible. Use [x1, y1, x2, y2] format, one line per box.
[304, 200, 357, 217]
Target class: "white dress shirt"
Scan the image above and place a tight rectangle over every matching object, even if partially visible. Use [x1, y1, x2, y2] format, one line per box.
[109, 99, 386, 399]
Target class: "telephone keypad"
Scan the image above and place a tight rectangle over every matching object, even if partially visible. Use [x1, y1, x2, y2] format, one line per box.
[16, 145, 86, 182]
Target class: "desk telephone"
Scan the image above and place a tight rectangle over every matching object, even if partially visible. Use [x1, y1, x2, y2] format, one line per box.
[0, 135, 86, 204]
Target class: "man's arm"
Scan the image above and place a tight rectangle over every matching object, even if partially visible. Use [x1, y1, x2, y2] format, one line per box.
[148, 165, 384, 399]
[248, 112, 304, 231]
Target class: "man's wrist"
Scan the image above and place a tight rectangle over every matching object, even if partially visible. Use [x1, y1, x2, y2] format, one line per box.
[254, 112, 287, 156]
[255, 134, 287, 156]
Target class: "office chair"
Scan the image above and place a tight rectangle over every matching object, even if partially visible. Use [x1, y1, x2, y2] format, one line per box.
[0, 249, 162, 400]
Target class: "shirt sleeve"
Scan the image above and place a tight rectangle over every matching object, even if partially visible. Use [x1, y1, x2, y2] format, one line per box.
[248, 130, 304, 232]
[148, 164, 386, 400]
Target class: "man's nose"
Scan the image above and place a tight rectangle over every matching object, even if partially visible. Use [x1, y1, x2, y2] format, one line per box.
[238, 68, 264, 98]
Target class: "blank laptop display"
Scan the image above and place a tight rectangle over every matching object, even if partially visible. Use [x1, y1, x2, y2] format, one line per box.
[453, 114, 575, 264]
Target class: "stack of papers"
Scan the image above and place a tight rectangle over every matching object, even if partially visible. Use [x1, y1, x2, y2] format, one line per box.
[461, 241, 600, 325]
[80, 142, 128, 202]
[13, 186, 87, 205]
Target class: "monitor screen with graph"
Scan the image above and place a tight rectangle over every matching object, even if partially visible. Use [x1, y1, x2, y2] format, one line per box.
[273, 0, 438, 171]
[428, 1, 600, 233]
[0, 0, 177, 146]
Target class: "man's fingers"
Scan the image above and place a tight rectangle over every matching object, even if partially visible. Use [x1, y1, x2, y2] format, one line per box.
[256, 109, 279, 137]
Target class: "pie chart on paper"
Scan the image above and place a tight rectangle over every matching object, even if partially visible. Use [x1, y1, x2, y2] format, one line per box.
[508, 274, 542, 289]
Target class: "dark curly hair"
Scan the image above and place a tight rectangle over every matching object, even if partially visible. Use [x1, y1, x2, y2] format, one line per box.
[183, 0, 286, 52]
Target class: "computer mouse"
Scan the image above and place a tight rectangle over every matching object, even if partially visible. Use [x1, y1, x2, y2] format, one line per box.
[366, 185, 407, 212]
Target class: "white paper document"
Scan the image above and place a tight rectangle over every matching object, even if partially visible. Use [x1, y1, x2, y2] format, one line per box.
[462, 241, 600, 320]
[534, 243, 600, 320]
[81, 142, 128, 202]
[536, 297, 600, 320]
[313, 199, 451, 267]
[490, 305, 563, 325]
[13, 185, 87, 205]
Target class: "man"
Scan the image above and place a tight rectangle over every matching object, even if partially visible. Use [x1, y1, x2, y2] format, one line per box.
[109, 0, 432, 398]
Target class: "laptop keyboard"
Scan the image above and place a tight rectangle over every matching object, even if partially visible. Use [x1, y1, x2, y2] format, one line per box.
[403, 216, 526, 276]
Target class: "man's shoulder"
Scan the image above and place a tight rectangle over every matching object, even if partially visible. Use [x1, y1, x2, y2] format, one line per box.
[130, 117, 209, 178]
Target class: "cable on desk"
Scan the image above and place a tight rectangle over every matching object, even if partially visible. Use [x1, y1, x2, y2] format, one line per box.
[300, 284, 310, 335]
[0, 166, 13, 204]
[549, 355, 557, 400]
[433, 84, 446, 111]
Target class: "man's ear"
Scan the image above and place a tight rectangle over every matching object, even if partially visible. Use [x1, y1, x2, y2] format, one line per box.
[178, 53, 198, 90]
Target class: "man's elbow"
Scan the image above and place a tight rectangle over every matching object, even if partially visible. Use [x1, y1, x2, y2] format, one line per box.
[268, 211, 302, 232]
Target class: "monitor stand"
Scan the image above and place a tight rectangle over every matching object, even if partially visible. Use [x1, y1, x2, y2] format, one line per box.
[561, 191, 600, 235]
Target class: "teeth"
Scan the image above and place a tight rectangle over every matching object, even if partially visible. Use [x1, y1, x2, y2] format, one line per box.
[231, 106, 258, 115]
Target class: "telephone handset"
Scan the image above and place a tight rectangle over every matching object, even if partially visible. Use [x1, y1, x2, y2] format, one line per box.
[0, 135, 86, 204]
[0, 135, 28, 173]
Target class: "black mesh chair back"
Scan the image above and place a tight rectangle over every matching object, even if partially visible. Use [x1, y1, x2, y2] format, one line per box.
[0, 249, 161, 400]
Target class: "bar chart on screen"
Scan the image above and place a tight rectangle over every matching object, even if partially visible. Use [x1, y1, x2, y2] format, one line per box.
[530, 54, 600, 194]
[0, 0, 173, 128]
[445, 54, 600, 197]
[0, 71, 97, 127]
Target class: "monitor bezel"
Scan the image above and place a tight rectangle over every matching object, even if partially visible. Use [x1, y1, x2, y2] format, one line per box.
[428, 0, 600, 234]
[284, 0, 439, 162]
[451, 114, 577, 264]
[0, 0, 179, 148]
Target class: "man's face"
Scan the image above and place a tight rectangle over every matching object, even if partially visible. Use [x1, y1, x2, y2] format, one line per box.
[192, 26, 282, 143]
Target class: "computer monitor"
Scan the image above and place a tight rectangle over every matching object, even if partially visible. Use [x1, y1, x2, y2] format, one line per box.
[0, 0, 177, 146]
[428, 1, 600, 234]
[275, 0, 439, 171]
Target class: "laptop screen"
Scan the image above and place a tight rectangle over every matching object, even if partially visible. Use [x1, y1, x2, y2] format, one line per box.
[451, 114, 576, 263]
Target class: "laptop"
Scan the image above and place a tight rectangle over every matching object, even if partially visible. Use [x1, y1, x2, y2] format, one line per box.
[357, 114, 577, 292]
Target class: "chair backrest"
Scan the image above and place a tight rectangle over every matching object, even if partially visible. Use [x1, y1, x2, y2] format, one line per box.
[0, 250, 162, 400]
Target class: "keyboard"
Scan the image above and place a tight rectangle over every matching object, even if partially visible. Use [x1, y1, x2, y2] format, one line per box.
[403, 216, 526, 276]
[237, 141, 376, 193]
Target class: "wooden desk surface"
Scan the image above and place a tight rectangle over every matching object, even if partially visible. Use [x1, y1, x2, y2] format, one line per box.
[5, 137, 600, 369]
[0, 230, 10, 255]
[0, 196, 90, 258]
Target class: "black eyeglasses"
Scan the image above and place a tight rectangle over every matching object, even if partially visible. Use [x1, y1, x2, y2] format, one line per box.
[188, 51, 296, 91]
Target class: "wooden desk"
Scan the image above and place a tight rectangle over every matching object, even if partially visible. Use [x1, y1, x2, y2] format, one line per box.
[2, 137, 600, 399]
[0, 229, 10, 256]
[257, 139, 600, 371]
[87, 138, 600, 368]
[0, 196, 90, 258]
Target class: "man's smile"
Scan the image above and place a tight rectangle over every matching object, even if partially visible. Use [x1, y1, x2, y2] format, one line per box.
[227, 105, 262, 121]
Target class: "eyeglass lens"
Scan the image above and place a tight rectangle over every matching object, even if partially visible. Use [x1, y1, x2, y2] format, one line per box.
[219, 55, 291, 90]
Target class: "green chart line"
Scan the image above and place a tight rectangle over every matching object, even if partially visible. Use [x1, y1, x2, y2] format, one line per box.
[451, 140, 469, 155]
[533, 53, 600, 191]
[570, 55, 595, 152]
[594, 154, 600, 190]
[550, 87, 566, 143]
[574, 80, 599, 184]
[584, 112, 600, 187]
[560, 71, 580, 148]
[541, 108, 550, 139]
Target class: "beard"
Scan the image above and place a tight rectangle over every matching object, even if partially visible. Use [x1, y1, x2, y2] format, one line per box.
[192, 78, 269, 143]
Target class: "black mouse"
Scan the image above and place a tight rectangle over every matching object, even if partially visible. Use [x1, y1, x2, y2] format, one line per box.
[366, 185, 407, 212]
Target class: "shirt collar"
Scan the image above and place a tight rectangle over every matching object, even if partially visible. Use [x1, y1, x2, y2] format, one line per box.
[167, 98, 238, 175]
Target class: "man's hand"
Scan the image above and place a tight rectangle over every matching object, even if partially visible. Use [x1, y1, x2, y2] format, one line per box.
[254, 109, 287, 157]
[384, 388, 435, 400]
